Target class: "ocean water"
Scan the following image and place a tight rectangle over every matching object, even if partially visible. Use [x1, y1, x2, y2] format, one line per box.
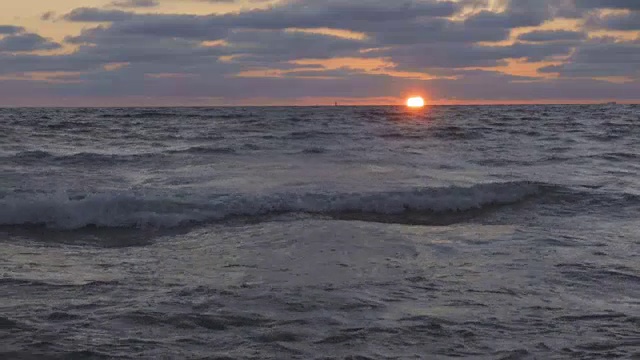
[1, 105, 639, 359]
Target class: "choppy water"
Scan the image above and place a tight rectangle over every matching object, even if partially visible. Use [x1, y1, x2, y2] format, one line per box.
[1, 105, 639, 359]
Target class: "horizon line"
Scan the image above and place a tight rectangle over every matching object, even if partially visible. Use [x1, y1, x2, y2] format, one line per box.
[0, 102, 637, 108]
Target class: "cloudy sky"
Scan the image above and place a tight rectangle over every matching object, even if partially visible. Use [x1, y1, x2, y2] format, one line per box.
[1, 0, 639, 106]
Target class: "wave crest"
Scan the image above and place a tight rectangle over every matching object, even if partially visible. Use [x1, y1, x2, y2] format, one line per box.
[0, 182, 542, 230]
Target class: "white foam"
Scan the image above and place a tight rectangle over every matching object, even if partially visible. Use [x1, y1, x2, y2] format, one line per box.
[0, 182, 541, 230]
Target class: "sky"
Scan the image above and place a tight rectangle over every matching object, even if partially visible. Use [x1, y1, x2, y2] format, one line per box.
[1, 0, 639, 106]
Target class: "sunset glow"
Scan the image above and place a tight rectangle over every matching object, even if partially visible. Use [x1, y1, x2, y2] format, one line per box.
[407, 97, 426, 108]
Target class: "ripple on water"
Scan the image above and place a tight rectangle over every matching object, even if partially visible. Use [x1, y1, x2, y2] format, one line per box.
[0, 316, 20, 329]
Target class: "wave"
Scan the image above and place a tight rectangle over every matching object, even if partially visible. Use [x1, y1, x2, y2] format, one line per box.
[214, 113, 256, 119]
[96, 110, 258, 119]
[288, 130, 338, 139]
[166, 146, 237, 155]
[7, 150, 159, 165]
[6, 146, 239, 164]
[300, 147, 327, 154]
[540, 152, 640, 164]
[98, 111, 180, 119]
[44, 121, 96, 129]
[12, 150, 52, 160]
[0, 182, 542, 230]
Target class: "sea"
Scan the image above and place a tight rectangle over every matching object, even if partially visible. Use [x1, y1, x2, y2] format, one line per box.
[1, 105, 639, 359]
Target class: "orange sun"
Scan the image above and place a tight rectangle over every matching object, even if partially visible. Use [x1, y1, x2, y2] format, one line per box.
[407, 96, 425, 108]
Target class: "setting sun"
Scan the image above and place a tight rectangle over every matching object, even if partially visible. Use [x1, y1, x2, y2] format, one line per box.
[407, 96, 425, 108]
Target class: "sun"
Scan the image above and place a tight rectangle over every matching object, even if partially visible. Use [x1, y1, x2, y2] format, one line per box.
[407, 96, 425, 108]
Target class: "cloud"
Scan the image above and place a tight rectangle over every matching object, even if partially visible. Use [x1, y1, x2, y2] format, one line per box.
[5, 66, 640, 105]
[574, 0, 640, 10]
[64, 1, 460, 28]
[72, 16, 228, 41]
[57, 1, 532, 48]
[518, 30, 587, 42]
[429, 72, 640, 101]
[375, 42, 574, 70]
[539, 39, 640, 78]
[587, 11, 640, 31]
[222, 30, 367, 61]
[41, 12, 56, 21]
[0, 25, 26, 35]
[1, 0, 639, 104]
[64, 8, 135, 22]
[110, 0, 160, 8]
[0, 33, 61, 52]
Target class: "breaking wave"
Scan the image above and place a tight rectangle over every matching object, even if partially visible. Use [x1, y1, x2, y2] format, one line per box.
[0, 182, 544, 230]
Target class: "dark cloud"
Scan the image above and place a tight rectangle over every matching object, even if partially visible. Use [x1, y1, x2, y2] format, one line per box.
[0, 33, 61, 52]
[539, 39, 640, 78]
[41, 12, 56, 21]
[58, 1, 534, 48]
[574, 0, 640, 10]
[64, 1, 460, 29]
[64, 11, 229, 42]
[0, 53, 103, 75]
[64, 8, 135, 22]
[518, 30, 587, 42]
[366, 14, 511, 46]
[501, 0, 583, 22]
[222, 30, 367, 61]
[91, 16, 227, 41]
[490, 0, 552, 27]
[110, 0, 160, 8]
[376, 42, 573, 70]
[429, 73, 640, 101]
[464, 10, 542, 30]
[587, 11, 640, 31]
[0, 25, 25, 34]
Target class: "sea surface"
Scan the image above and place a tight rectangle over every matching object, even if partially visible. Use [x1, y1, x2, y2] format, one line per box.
[1, 105, 639, 359]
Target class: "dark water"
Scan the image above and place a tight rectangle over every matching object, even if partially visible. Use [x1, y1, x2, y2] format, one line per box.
[1, 105, 639, 359]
